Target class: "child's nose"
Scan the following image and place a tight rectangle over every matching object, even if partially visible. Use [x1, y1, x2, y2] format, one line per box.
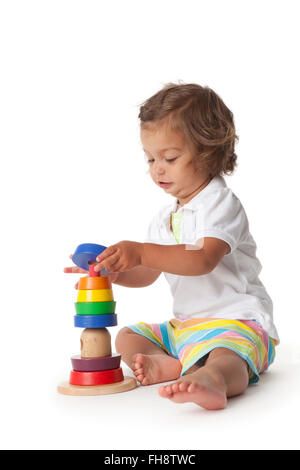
[154, 161, 165, 174]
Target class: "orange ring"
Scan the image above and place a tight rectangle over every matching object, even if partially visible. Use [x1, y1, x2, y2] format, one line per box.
[78, 276, 111, 290]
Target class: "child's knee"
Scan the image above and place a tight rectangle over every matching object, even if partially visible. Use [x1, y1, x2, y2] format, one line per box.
[115, 327, 136, 352]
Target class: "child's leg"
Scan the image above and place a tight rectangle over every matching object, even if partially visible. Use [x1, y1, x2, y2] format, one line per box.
[159, 347, 249, 410]
[204, 347, 249, 396]
[115, 327, 182, 385]
[115, 327, 168, 363]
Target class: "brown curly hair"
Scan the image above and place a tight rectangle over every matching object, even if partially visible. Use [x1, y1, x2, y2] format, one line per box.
[138, 82, 239, 177]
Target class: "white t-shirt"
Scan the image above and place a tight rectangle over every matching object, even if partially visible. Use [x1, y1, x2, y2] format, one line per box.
[144, 175, 279, 342]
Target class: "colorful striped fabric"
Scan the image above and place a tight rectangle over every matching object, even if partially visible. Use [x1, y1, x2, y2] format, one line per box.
[127, 317, 277, 384]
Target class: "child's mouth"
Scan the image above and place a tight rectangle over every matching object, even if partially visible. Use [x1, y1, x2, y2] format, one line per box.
[159, 182, 172, 187]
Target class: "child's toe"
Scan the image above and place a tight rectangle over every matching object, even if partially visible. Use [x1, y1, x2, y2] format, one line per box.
[188, 382, 197, 393]
[165, 385, 173, 395]
[158, 386, 169, 397]
[134, 353, 144, 364]
[171, 382, 180, 393]
[179, 381, 190, 392]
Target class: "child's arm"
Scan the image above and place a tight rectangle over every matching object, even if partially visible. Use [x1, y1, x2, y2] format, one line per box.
[113, 265, 161, 288]
[93, 238, 229, 278]
[141, 237, 230, 276]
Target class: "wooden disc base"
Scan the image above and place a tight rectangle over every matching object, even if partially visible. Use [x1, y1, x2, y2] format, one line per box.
[57, 376, 137, 396]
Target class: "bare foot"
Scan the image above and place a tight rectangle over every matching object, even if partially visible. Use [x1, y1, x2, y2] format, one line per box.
[132, 353, 182, 386]
[158, 368, 227, 410]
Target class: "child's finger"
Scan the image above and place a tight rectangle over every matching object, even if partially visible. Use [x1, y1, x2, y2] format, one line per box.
[96, 245, 118, 263]
[64, 267, 73, 273]
[94, 252, 120, 272]
[64, 266, 87, 273]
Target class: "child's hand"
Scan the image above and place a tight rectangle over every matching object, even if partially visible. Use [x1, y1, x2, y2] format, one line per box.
[94, 241, 143, 273]
[63, 254, 120, 289]
[63, 254, 89, 289]
[64, 254, 89, 274]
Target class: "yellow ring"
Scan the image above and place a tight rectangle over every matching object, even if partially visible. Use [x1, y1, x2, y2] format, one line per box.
[77, 289, 114, 302]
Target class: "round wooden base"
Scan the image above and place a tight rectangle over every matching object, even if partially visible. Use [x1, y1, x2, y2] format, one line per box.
[57, 376, 137, 396]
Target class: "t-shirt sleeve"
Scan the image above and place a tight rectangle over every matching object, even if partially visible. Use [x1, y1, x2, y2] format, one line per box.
[194, 189, 248, 254]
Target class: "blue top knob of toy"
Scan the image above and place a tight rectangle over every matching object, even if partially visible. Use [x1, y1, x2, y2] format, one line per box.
[72, 243, 110, 273]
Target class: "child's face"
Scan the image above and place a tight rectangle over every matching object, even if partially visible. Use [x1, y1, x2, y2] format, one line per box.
[141, 124, 210, 205]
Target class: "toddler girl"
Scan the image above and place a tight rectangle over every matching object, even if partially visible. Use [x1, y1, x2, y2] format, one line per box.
[67, 82, 279, 410]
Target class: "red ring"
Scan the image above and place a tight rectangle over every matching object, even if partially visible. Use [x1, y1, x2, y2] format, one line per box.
[69, 367, 124, 386]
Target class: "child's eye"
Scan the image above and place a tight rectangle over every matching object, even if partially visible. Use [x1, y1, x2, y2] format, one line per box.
[146, 157, 177, 164]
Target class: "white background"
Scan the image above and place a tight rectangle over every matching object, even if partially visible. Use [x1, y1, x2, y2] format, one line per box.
[0, 0, 299, 450]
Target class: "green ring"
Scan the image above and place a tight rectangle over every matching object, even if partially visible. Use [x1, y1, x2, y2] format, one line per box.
[75, 301, 116, 315]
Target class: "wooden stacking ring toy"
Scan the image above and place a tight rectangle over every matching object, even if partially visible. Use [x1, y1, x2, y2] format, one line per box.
[71, 354, 121, 372]
[58, 242, 138, 396]
[77, 289, 114, 303]
[74, 314, 117, 328]
[69, 368, 124, 386]
[75, 301, 116, 315]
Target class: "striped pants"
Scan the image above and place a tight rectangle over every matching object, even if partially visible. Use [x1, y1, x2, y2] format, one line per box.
[127, 317, 277, 384]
